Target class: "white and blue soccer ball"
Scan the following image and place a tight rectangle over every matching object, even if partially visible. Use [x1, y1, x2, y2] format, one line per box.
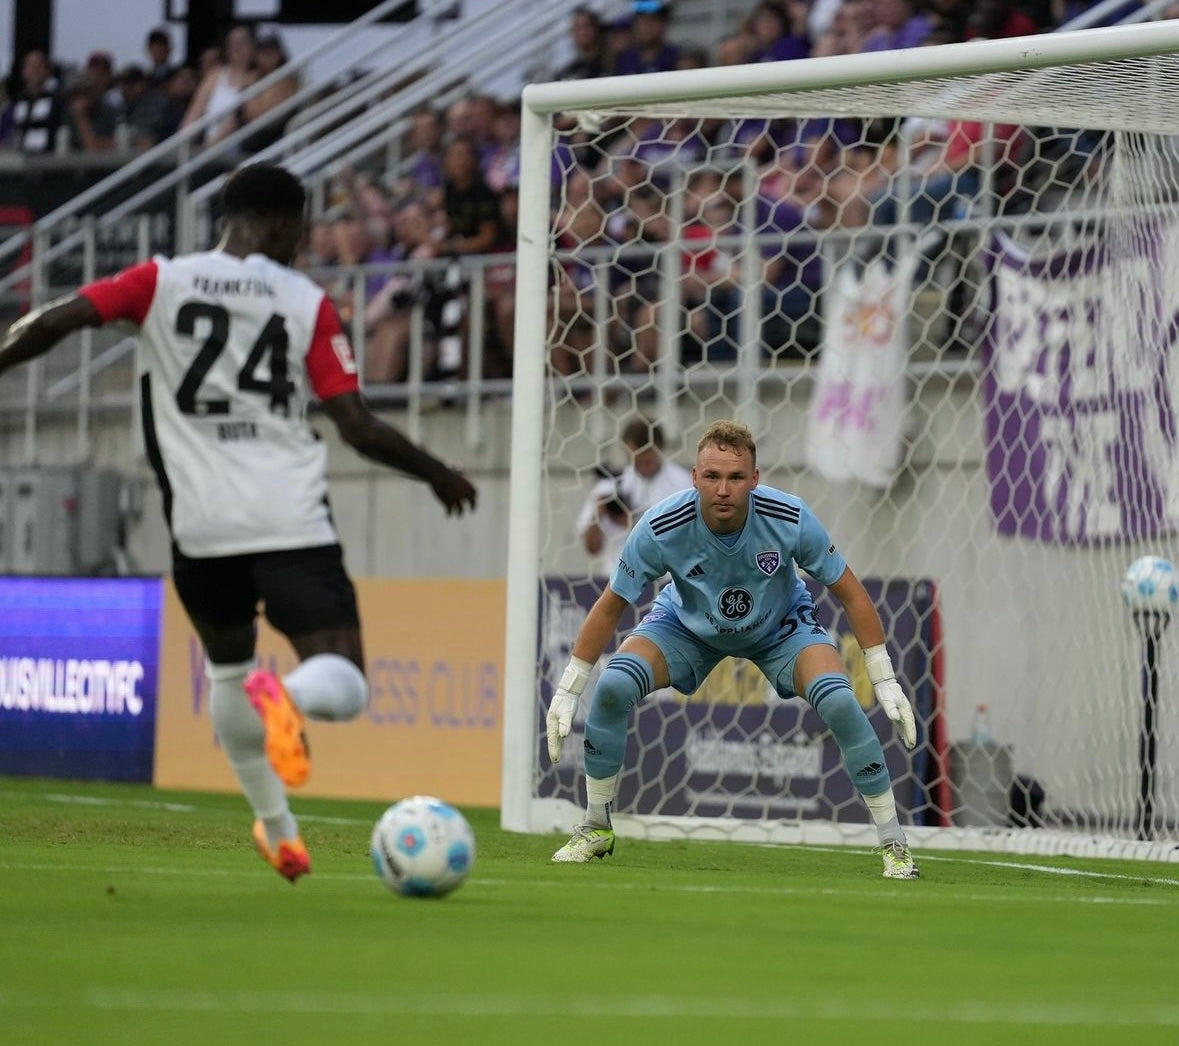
[370, 795, 476, 898]
[1121, 555, 1179, 612]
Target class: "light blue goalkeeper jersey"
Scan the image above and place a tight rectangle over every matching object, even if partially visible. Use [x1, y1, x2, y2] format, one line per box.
[609, 485, 847, 653]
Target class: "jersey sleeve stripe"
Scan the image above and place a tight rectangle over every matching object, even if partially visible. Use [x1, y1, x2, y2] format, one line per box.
[650, 503, 696, 534]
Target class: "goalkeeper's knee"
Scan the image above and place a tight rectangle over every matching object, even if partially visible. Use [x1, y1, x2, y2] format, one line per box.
[806, 672, 891, 797]
[584, 653, 653, 779]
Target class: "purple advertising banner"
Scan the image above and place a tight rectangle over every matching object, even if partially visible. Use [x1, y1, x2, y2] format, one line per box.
[537, 576, 937, 826]
[982, 228, 1178, 543]
[0, 577, 162, 782]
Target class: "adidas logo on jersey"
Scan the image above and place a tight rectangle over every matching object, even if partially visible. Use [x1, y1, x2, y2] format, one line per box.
[686, 564, 705, 578]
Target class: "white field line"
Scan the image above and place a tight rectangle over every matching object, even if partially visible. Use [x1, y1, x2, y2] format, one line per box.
[0, 988, 1177, 1026]
[0, 860, 1176, 908]
[4, 787, 1179, 887]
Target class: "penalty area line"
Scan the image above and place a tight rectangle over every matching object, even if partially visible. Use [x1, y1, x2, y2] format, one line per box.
[799, 844, 1179, 887]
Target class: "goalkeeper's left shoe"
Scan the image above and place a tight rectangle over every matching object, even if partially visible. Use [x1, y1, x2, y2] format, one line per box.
[876, 840, 920, 880]
[552, 824, 616, 863]
[244, 669, 310, 787]
[252, 820, 311, 883]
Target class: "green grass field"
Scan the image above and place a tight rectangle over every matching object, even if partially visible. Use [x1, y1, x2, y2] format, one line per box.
[2, 775, 1177, 1045]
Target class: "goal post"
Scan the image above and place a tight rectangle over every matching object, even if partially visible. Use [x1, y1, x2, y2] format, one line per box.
[503, 23, 1179, 860]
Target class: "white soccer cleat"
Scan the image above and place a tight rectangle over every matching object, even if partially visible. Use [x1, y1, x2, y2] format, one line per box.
[552, 824, 616, 863]
[876, 841, 920, 880]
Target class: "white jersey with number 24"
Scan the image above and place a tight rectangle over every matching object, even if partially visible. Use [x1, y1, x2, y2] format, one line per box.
[81, 250, 361, 558]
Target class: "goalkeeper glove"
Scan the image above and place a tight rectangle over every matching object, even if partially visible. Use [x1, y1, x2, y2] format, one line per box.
[863, 644, 917, 750]
[546, 656, 593, 764]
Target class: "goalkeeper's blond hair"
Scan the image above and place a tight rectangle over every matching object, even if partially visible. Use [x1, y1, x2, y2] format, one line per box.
[698, 420, 757, 467]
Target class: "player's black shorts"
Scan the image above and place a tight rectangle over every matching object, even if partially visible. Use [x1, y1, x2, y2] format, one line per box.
[171, 542, 360, 638]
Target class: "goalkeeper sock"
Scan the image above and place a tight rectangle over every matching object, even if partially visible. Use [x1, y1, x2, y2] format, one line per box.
[208, 660, 298, 846]
[585, 773, 618, 829]
[584, 653, 653, 780]
[805, 673, 892, 797]
[284, 654, 368, 721]
[864, 790, 906, 847]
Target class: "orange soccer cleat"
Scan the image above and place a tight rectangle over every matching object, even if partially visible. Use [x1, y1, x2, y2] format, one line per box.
[252, 820, 311, 883]
[244, 669, 310, 787]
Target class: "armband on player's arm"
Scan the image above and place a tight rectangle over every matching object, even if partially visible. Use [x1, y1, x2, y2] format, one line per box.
[863, 645, 917, 750]
[546, 656, 593, 764]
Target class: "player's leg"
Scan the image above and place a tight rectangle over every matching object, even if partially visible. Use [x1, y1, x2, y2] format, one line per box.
[254, 543, 369, 725]
[789, 643, 918, 880]
[554, 610, 719, 863]
[172, 548, 309, 881]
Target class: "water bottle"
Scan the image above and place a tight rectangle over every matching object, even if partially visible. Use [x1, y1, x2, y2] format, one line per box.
[970, 703, 993, 745]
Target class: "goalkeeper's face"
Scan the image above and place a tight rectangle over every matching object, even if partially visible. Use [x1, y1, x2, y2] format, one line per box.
[693, 443, 758, 534]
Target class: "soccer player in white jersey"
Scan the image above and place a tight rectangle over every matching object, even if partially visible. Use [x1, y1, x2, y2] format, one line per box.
[546, 419, 920, 879]
[0, 163, 477, 883]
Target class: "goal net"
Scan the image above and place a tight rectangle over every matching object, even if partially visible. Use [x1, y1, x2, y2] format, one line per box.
[501, 24, 1179, 861]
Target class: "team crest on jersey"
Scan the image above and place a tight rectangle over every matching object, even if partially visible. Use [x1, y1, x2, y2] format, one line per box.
[756, 550, 780, 576]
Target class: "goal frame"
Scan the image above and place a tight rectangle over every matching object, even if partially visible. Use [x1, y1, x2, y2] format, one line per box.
[500, 22, 1179, 855]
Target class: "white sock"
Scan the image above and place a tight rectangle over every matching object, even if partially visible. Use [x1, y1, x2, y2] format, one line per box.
[864, 789, 905, 846]
[207, 659, 298, 846]
[585, 773, 618, 829]
[283, 654, 368, 721]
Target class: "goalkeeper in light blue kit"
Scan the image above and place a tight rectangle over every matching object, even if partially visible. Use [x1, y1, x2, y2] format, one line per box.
[546, 419, 920, 879]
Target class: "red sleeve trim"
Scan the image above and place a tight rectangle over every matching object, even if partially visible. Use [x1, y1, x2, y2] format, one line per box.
[78, 260, 158, 326]
[305, 294, 360, 401]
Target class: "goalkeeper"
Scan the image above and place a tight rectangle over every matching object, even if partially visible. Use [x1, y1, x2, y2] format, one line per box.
[546, 419, 920, 879]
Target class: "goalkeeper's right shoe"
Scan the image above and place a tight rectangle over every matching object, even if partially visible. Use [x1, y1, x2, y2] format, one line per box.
[876, 840, 920, 880]
[552, 824, 616, 863]
[252, 820, 311, 883]
[244, 669, 310, 787]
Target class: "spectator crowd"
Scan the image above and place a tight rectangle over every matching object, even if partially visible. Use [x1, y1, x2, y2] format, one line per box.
[0, 0, 1146, 384]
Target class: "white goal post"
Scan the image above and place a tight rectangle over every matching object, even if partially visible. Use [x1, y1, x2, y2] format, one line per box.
[502, 23, 1179, 861]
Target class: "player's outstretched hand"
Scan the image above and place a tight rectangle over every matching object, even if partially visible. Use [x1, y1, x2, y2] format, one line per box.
[430, 468, 477, 515]
[546, 687, 580, 764]
[874, 678, 917, 749]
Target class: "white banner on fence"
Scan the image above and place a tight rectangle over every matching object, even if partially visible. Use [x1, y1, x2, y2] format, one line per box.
[806, 257, 911, 488]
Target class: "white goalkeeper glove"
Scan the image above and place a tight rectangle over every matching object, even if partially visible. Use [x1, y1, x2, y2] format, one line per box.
[546, 656, 592, 764]
[863, 644, 917, 750]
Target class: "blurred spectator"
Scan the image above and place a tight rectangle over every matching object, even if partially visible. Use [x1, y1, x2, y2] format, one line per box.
[713, 29, 755, 66]
[183, 24, 256, 146]
[85, 51, 119, 109]
[484, 185, 520, 377]
[551, 169, 609, 378]
[483, 98, 521, 193]
[746, 1, 810, 63]
[861, 0, 933, 51]
[614, 1, 681, 75]
[437, 136, 502, 258]
[965, 0, 1040, 39]
[559, 6, 612, 80]
[114, 66, 170, 149]
[577, 416, 692, 575]
[6, 49, 64, 154]
[402, 106, 445, 192]
[157, 64, 198, 141]
[66, 70, 119, 152]
[364, 200, 445, 383]
[145, 27, 176, 87]
[812, 0, 876, 57]
[926, 0, 970, 41]
[239, 33, 299, 153]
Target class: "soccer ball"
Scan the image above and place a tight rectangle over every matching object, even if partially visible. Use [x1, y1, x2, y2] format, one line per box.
[370, 795, 476, 898]
[1121, 556, 1179, 612]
